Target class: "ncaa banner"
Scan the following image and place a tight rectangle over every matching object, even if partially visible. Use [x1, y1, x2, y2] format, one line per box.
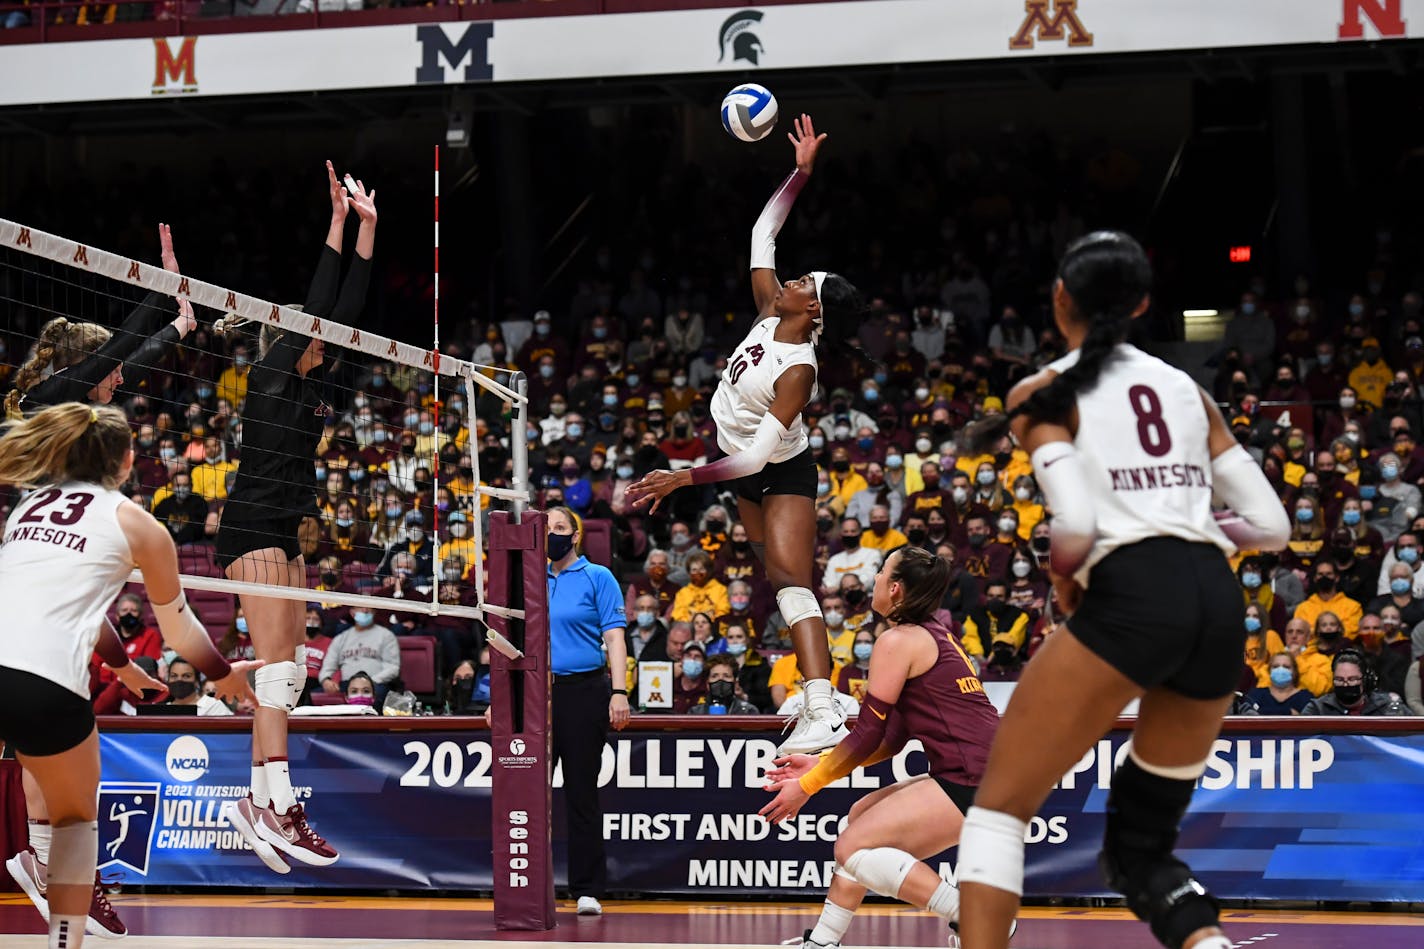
[0, 0, 1420, 107]
[96, 726, 1424, 900]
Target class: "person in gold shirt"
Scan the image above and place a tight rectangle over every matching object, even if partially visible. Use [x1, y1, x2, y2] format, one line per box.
[1293, 561, 1363, 637]
[860, 504, 908, 553]
[827, 446, 868, 509]
[1008, 475, 1044, 541]
[1282, 617, 1332, 696]
[1347, 337, 1392, 409]
[438, 511, 478, 568]
[190, 435, 238, 502]
[1243, 605, 1285, 686]
[670, 552, 731, 623]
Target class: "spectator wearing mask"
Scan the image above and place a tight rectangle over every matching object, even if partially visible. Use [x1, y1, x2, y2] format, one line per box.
[716, 580, 760, 644]
[659, 411, 707, 472]
[1005, 550, 1047, 616]
[961, 580, 1030, 678]
[152, 471, 210, 545]
[1336, 498, 1384, 570]
[1282, 496, 1326, 575]
[218, 608, 255, 662]
[697, 506, 731, 558]
[165, 658, 234, 716]
[827, 446, 868, 509]
[817, 593, 856, 666]
[821, 518, 883, 596]
[1377, 604, 1412, 660]
[97, 593, 164, 687]
[971, 460, 1012, 514]
[319, 609, 401, 699]
[1312, 450, 1358, 524]
[1357, 613, 1410, 696]
[937, 543, 981, 618]
[1238, 556, 1289, 633]
[671, 641, 708, 713]
[1374, 458, 1421, 547]
[859, 504, 908, 554]
[721, 624, 771, 711]
[1222, 292, 1276, 369]
[1296, 560, 1363, 636]
[625, 594, 669, 663]
[1366, 563, 1424, 629]
[1241, 605, 1284, 688]
[1027, 520, 1052, 571]
[1392, 424, 1424, 485]
[216, 345, 252, 409]
[1008, 475, 1044, 541]
[838, 575, 874, 631]
[625, 548, 681, 619]
[190, 436, 237, 502]
[690, 654, 761, 715]
[1301, 651, 1407, 716]
[1243, 652, 1313, 715]
[301, 605, 332, 699]
[665, 522, 698, 584]
[901, 460, 955, 528]
[377, 512, 435, 583]
[1348, 337, 1393, 409]
[957, 514, 993, 593]
[1281, 618, 1332, 696]
[714, 523, 767, 588]
[833, 629, 874, 703]
[437, 511, 477, 569]
[343, 671, 378, 709]
[670, 552, 730, 623]
[846, 465, 903, 529]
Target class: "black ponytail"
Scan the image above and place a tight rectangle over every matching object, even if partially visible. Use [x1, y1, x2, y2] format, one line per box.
[816, 273, 865, 349]
[960, 231, 1151, 455]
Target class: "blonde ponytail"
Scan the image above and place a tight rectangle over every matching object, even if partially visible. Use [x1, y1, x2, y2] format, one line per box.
[0, 402, 133, 490]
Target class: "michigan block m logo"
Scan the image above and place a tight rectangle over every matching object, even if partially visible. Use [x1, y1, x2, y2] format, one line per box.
[1010, 0, 1094, 51]
[415, 23, 494, 84]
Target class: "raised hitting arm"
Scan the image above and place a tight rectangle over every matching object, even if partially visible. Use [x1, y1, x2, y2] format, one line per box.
[750, 114, 827, 315]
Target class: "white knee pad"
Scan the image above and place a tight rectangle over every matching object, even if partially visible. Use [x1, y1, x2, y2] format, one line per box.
[290, 645, 310, 706]
[957, 806, 1027, 897]
[48, 821, 98, 887]
[255, 661, 301, 712]
[776, 586, 823, 627]
[833, 863, 860, 884]
[844, 847, 917, 898]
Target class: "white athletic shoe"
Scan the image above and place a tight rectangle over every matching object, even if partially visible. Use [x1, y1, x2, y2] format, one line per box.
[576, 896, 603, 916]
[6, 850, 48, 921]
[776, 706, 849, 756]
[783, 928, 838, 948]
[947, 917, 1018, 947]
[222, 796, 291, 875]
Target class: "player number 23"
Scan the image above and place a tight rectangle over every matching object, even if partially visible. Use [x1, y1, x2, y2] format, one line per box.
[18, 488, 94, 527]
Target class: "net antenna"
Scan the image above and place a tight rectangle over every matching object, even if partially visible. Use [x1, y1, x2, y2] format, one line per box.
[0, 216, 530, 629]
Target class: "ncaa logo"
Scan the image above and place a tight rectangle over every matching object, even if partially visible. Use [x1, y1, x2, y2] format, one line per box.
[509, 738, 526, 755]
[166, 735, 209, 782]
[97, 782, 160, 876]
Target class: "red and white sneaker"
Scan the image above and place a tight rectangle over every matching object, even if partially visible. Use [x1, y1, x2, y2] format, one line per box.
[255, 802, 339, 867]
[221, 796, 291, 875]
[87, 874, 127, 940]
[5, 849, 126, 939]
[5, 849, 48, 921]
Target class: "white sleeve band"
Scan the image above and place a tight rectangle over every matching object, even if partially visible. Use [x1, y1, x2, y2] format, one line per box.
[1031, 440, 1097, 576]
[152, 592, 231, 681]
[750, 170, 807, 272]
[691, 412, 790, 485]
[1211, 444, 1291, 552]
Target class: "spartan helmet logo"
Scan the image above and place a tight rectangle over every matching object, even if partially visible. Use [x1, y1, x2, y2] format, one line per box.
[718, 10, 765, 65]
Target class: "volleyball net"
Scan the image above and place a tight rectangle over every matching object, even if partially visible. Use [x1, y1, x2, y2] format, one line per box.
[0, 215, 532, 633]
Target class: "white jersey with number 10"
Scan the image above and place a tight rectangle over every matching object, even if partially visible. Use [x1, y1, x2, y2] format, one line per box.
[709, 317, 816, 463]
[1043, 343, 1233, 586]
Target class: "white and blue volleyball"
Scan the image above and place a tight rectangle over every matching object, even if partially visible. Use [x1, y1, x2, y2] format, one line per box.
[720, 84, 778, 143]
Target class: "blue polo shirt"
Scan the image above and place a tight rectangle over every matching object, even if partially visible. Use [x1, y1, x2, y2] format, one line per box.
[548, 556, 626, 675]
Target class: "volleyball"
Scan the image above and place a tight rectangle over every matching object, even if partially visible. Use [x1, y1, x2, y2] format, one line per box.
[720, 83, 779, 142]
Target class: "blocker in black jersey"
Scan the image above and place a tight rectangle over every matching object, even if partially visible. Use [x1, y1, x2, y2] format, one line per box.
[216, 245, 369, 567]
[22, 291, 177, 411]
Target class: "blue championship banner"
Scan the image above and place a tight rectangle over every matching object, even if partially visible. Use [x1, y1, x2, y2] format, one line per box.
[96, 727, 1424, 900]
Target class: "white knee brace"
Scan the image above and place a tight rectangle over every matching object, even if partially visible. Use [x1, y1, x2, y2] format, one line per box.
[291, 645, 310, 707]
[833, 863, 860, 884]
[48, 821, 98, 887]
[844, 847, 917, 898]
[255, 661, 301, 712]
[776, 586, 823, 627]
[957, 806, 1027, 897]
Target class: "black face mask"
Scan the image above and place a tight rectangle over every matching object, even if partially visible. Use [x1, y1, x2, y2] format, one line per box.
[167, 680, 198, 701]
[969, 533, 989, 547]
[401, 443, 416, 456]
[306, 623, 323, 637]
[1031, 535, 1051, 553]
[1314, 577, 1337, 595]
[118, 613, 142, 632]
[816, 517, 833, 534]
[673, 424, 690, 438]
[547, 532, 575, 562]
[842, 534, 862, 550]
[923, 476, 940, 490]
[708, 680, 736, 704]
[1334, 684, 1363, 706]
[844, 588, 866, 607]
[832, 460, 850, 473]
[907, 528, 928, 546]
[732, 540, 750, 554]
[705, 520, 726, 533]
[321, 572, 340, 587]
[869, 521, 890, 535]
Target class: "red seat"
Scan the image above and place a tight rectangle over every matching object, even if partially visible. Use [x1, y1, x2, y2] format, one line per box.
[398, 636, 439, 700]
[582, 518, 613, 567]
[177, 543, 221, 578]
[347, 562, 378, 591]
[305, 564, 323, 587]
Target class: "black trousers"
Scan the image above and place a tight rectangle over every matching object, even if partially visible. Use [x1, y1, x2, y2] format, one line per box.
[552, 672, 609, 899]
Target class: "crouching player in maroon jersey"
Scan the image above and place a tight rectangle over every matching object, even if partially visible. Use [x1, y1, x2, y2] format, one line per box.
[761, 546, 1015, 947]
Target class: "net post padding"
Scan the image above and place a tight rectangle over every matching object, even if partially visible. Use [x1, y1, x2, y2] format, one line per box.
[488, 510, 554, 931]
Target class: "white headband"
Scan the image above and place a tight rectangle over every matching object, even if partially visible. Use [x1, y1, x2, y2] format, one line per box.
[811, 271, 828, 303]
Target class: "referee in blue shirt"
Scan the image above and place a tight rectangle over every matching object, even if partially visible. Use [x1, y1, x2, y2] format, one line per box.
[546, 506, 630, 916]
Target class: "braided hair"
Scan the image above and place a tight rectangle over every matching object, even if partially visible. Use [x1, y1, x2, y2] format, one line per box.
[4, 318, 113, 420]
[960, 231, 1152, 454]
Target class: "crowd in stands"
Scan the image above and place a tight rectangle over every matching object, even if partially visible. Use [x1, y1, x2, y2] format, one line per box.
[1, 117, 1421, 719]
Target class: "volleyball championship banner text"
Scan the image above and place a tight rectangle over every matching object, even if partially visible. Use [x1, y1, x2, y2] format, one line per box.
[91, 726, 1423, 900]
[0, 0, 1418, 107]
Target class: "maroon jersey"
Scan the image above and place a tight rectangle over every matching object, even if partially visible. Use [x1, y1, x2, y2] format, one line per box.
[893, 618, 999, 785]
